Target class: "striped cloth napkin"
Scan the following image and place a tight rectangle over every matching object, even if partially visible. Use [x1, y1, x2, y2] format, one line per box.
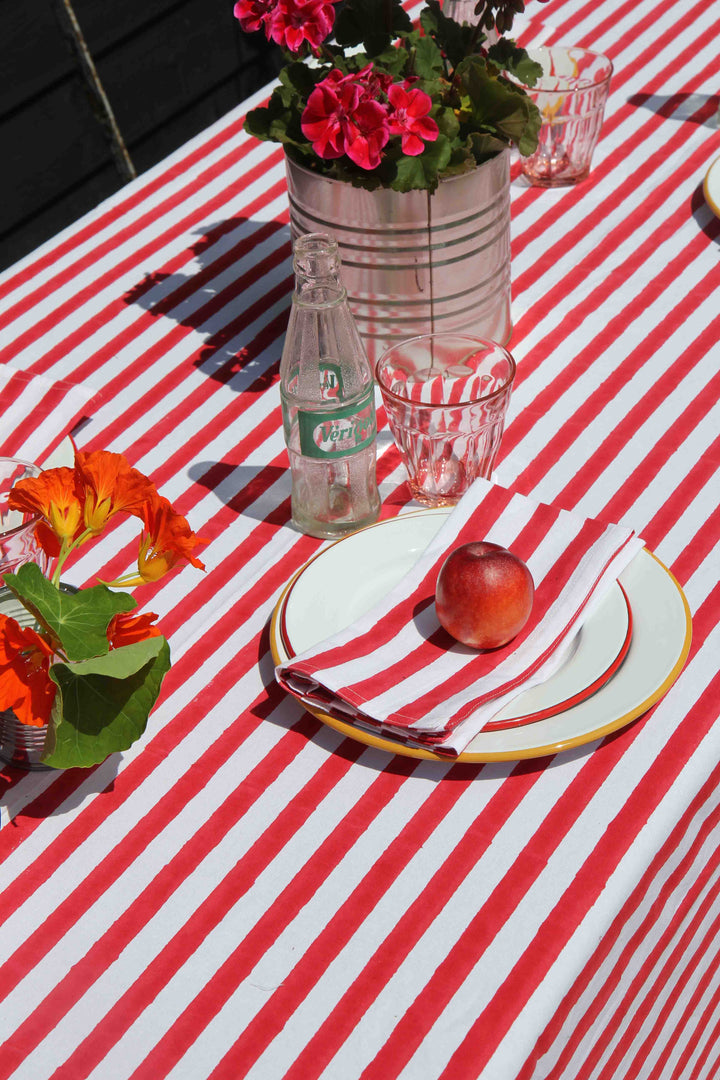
[276, 479, 645, 756]
[0, 365, 97, 465]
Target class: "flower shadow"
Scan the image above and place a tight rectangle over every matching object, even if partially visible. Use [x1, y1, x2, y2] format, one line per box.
[626, 91, 720, 127]
[0, 755, 120, 824]
[121, 216, 294, 394]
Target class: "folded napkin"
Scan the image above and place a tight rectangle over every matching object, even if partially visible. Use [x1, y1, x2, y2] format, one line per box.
[276, 479, 645, 756]
[0, 365, 97, 465]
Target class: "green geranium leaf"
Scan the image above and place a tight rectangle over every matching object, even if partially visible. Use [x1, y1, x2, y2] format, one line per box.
[245, 97, 289, 143]
[467, 131, 509, 164]
[392, 133, 452, 192]
[487, 41, 543, 87]
[421, 0, 480, 69]
[433, 104, 461, 142]
[334, 0, 412, 56]
[3, 563, 136, 662]
[43, 637, 171, 769]
[362, 45, 408, 78]
[494, 87, 542, 154]
[279, 61, 321, 97]
[411, 34, 446, 80]
[456, 56, 541, 155]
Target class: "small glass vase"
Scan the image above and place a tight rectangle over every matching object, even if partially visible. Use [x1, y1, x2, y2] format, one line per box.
[0, 582, 75, 771]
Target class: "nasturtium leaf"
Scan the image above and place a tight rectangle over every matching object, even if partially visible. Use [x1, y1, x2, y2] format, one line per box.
[3, 563, 136, 662]
[43, 636, 171, 769]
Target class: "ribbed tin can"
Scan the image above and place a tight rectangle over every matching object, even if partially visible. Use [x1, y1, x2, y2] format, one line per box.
[285, 152, 512, 364]
[0, 582, 75, 771]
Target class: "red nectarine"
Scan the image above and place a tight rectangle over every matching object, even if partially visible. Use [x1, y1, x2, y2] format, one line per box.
[435, 541, 534, 649]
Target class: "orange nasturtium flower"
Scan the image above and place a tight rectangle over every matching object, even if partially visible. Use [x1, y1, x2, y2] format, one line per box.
[135, 494, 208, 584]
[107, 610, 162, 648]
[74, 450, 155, 535]
[8, 467, 83, 555]
[0, 615, 56, 728]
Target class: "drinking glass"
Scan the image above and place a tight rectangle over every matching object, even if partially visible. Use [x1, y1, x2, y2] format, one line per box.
[520, 46, 613, 187]
[376, 334, 515, 507]
[0, 458, 48, 582]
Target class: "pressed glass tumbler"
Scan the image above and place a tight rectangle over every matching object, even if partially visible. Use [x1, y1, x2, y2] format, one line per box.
[0, 457, 48, 583]
[520, 46, 613, 187]
[376, 334, 515, 507]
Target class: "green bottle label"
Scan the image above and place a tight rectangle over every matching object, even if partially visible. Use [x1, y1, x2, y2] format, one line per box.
[298, 385, 376, 459]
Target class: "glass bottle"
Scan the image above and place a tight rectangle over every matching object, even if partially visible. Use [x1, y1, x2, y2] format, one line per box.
[280, 233, 381, 539]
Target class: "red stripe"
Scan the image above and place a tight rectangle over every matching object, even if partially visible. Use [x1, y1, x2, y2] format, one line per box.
[67, 755, 422, 1080]
[507, 185, 720, 472]
[201, 758, 547, 1080]
[515, 761, 720, 1079]
[580, 842, 720, 1079]
[626, 902, 720, 1080]
[438, 668, 720, 1079]
[679, 995, 720, 1080]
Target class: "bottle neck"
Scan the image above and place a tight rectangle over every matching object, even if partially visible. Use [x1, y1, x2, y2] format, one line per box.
[292, 233, 344, 304]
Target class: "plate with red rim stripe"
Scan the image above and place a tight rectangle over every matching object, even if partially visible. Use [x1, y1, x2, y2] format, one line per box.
[270, 510, 692, 762]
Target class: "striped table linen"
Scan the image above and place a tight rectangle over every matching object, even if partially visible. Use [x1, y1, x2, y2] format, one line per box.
[0, 0, 717, 1077]
[0, 366, 96, 464]
[277, 478, 644, 754]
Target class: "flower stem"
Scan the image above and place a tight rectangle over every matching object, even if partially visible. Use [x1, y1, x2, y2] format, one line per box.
[50, 527, 95, 585]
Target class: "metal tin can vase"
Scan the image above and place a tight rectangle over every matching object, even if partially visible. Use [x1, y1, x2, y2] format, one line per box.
[285, 152, 512, 364]
[0, 583, 75, 771]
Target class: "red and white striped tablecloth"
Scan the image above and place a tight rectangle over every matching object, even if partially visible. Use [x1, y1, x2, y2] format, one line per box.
[0, 0, 718, 1075]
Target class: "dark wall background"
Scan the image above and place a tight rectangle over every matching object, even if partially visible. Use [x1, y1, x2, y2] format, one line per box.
[0, 0, 282, 273]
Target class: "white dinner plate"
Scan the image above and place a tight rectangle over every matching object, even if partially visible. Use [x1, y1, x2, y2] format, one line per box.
[270, 510, 692, 762]
[703, 156, 720, 218]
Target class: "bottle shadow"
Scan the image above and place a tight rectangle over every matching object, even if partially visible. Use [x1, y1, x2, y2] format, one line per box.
[121, 215, 293, 394]
[188, 460, 291, 524]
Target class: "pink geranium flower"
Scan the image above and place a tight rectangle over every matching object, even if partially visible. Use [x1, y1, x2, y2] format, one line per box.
[302, 69, 391, 169]
[232, 0, 273, 33]
[302, 79, 361, 159]
[266, 0, 336, 52]
[343, 100, 391, 169]
[386, 84, 439, 156]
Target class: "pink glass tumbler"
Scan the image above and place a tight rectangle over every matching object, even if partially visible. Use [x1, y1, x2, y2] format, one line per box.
[520, 46, 613, 187]
[0, 458, 49, 583]
[376, 334, 515, 507]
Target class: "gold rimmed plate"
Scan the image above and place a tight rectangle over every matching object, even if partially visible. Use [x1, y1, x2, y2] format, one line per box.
[703, 155, 720, 218]
[270, 510, 692, 762]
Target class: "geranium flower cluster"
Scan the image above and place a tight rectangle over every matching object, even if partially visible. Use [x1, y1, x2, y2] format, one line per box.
[0, 449, 206, 729]
[237, 0, 543, 194]
[301, 67, 439, 171]
[233, 0, 337, 52]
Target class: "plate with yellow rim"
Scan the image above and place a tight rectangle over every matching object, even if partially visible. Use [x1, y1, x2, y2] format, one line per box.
[703, 156, 720, 218]
[270, 510, 692, 762]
